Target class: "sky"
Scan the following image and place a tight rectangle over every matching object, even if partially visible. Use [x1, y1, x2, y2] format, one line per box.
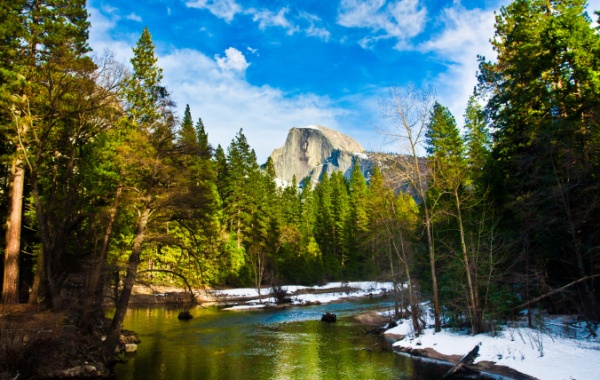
[86, 0, 600, 163]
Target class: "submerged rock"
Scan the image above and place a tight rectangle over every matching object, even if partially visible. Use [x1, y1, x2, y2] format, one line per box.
[178, 311, 193, 320]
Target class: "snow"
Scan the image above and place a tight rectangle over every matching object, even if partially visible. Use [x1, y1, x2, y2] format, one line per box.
[385, 311, 600, 380]
[216, 281, 392, 310]
[301, 125, 320, 130]
[353, 152, 368, 160]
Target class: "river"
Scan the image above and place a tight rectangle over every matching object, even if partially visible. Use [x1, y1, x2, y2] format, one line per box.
[113, 297, 450, 379]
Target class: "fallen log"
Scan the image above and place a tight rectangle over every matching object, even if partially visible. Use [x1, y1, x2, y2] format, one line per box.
[442, 344, 480, 379]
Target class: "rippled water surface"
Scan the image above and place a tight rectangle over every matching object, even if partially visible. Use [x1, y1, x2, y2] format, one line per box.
[114, 298, 449, 379]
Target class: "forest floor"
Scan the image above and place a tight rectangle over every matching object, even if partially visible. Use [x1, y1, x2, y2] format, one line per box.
[0, 304, 112, 379]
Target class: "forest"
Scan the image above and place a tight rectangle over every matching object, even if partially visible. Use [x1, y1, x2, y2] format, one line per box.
[1, 0, 599, 364]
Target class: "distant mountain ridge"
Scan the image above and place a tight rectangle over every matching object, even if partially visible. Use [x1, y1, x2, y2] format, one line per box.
[269, 125, 372, 187]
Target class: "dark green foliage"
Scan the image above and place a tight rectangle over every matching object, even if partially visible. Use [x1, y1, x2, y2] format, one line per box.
[479, 0, 600, 319]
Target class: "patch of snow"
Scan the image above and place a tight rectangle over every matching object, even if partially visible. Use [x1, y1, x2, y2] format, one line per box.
[223, 304, 268, 311]
[353, 152, 368, 160]
[302, 125, 320, 130]
[211, 282, 392, 306]
[385, 312, 600, 380]
[275, 178, 289, 189]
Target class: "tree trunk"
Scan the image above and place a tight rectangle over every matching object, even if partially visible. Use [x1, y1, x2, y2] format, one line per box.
[2, 158, 25, 304]
[80, 186, 122, 330]
[388, 241, 400, 318]
[104, 206, 150, 352]
[424, 206, 441, 332]
[411, 147, 441, 333]
[455, 188, 480, 334]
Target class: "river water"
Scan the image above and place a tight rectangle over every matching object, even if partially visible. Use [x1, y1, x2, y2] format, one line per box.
[113, 297, 449, 379]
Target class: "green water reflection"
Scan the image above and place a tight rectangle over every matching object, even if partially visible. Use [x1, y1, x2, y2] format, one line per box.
[113, 302, 447, 380]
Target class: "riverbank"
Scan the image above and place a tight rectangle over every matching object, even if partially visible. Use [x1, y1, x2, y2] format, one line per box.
[122, 281, 393, 307]
[383, 311, 600, 380]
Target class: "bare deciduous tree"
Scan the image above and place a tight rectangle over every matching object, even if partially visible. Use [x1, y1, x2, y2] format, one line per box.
[378, 85, 441, 332]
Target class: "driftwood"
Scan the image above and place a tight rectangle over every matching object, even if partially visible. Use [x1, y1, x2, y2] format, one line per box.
[442, 344, 480, 379]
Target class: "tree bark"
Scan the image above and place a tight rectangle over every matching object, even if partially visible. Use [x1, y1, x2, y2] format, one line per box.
[80, 186, 122, 330]
[2, 158, 25, 304]
[104, 206, 150, 352]
[455, 188, 480, 334]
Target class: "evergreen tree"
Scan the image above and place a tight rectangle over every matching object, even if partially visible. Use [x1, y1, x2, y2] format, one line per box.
[330, 171, 349, 277]
[224, 129, 258, 251]
[479, 0, 600, 319]
[105, 28, 178, 351]
[346, 163, 370, 279]
[314, 173, 335, 278]
[1, 0, 120, 308]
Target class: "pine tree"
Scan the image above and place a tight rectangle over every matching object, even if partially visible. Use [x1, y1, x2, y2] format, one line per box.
[1, 0, 120, 308]
[346, 163, 370, 279]
[479, 0, 600, 319]
[105, 28, 178, 351]
[314, 173, 335, 278]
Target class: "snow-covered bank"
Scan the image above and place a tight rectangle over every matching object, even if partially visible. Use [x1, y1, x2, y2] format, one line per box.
[385, 313, 600, 380]
[212, 281, 392, 310]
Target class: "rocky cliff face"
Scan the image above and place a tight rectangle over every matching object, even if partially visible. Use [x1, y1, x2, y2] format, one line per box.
[270, 125, 371, 187]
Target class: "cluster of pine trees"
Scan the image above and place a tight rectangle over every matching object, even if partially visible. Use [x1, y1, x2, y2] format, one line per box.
[1, 0, 599, 349]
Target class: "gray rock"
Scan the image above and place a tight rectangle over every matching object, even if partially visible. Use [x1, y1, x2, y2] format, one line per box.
[270, 125, 371, 187]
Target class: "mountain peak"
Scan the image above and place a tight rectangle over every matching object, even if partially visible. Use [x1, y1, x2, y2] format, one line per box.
[270, 126, 370, 186]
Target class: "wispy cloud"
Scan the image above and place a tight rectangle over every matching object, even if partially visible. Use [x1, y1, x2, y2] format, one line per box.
[247, 7, 298, 34]
[184, 0, 330, 41]
[185, 0, 241, 22]
[125, 13, 142, 22]
[337, 0, 427, 48]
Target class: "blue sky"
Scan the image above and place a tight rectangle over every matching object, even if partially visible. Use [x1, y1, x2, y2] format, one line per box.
[87, 0, 600, 162]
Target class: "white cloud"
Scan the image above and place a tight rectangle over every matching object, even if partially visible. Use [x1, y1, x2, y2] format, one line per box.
[417, 3, 498, 127]
[338, 0, 427, 47]
[215, 47, 250, 73]
[88, 5, 135, 62]
[185, 0, 241, 22]
[87, 4, 345, 162]
[125, 13, 142, 22]
[247, 7, 298, 34]
[299, 12, 331, 41]
[160, 49, 346, 161]
[183, 1, 330, 41]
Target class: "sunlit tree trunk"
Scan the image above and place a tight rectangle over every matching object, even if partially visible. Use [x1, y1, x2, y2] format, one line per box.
[2, 158, 25, 304]
[105, 206, 150, 351]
